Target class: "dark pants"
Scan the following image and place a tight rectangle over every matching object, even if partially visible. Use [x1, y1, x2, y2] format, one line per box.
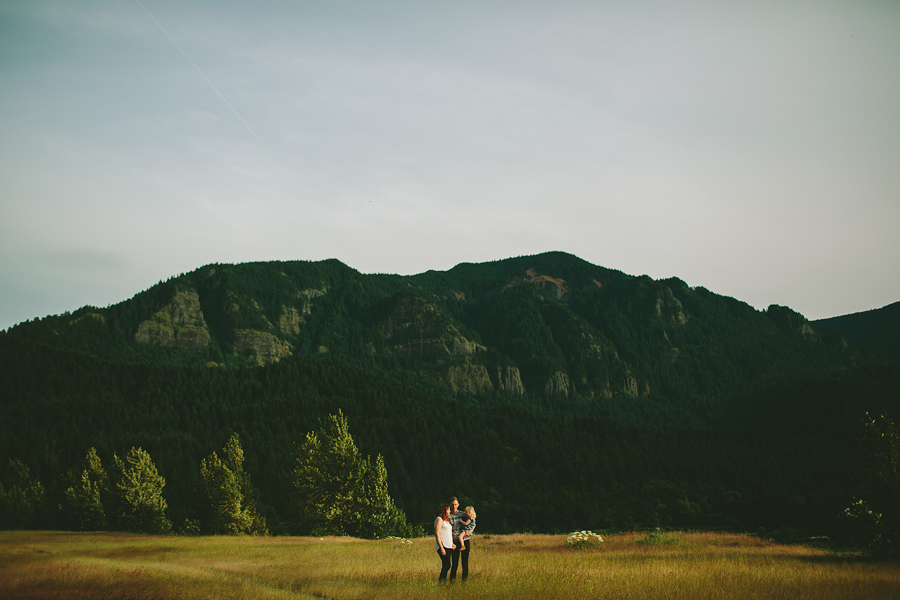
[450, 538, 470, 581]
[437, 546, 452, 581]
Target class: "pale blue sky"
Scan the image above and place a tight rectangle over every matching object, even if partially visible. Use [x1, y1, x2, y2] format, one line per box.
[2, 0, 898, 329]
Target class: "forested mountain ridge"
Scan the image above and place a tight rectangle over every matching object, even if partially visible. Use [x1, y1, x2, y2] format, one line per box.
[813, 301, 900, 359]
[3, 252, 898, 537]
[4, 252, 864, 404]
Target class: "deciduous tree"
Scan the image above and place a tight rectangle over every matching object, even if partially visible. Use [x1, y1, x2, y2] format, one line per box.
[846, 411, 900, 555]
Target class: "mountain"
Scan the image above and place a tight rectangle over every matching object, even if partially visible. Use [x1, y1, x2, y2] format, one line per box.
[813, 302, 900, 359]
[3, 252, 862, 402]
[2, 251, 898, 535]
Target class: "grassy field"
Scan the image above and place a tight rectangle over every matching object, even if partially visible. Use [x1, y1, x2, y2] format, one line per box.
[1, 530, 898, 599]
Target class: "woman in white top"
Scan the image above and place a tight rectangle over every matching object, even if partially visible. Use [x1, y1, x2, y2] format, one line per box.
[434, 504, 453, 581]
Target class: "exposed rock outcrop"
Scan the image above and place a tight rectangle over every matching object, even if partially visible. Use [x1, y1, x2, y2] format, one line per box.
[278, 288, 326, 335]
[583, 279, 604, 294]
[495, 366, 525, 394]
[446, 364, 494, 394]
[279, 306, 302, 335]
[135, 290, 211, 349]
[529, 276, 569, 301]
[448, 337, 483, 356]
[766, 304, 820, 340]
[656, 288, 687, 326]
[300, 287, 327, 301]
[503, 268, 570, 301]
[233, 329, 291, 365]
[545, 371, 573, 398]
[623, 374, 639, 396]
[381, 296, 438, 340]
[800, 322, 817, 339]
[382, 295, 486, 364]
[600, 381, 614, 399]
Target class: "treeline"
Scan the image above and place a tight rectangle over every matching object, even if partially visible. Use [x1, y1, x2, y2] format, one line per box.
[0, 447, 173, 534]
[0, 413, 417, 539]
[2, 334, 898, 537]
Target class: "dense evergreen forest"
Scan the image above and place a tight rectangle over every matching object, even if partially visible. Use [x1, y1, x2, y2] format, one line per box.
[813, 301, 900, 359]
[2, 252, 898, 538]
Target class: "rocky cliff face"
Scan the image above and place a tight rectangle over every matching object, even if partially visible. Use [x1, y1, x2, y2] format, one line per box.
[279, 306, 302, 335]
[300, 287, 327, 301]
[135, 290, 211, 349]
[623, 374, 639, 396]
[381, 294, 495, 392]
[503, 268, 571, 301]
[656, 287, 687, 326]
[495, 366, 525, 394]
[232, 330, 292, 365]
[800, 322, 817, 339]
[448, 337, 481, 356]
[276, 287, 327, 336]
[545, 371, 573, 398]
[445, 364, 494, 393]
[527, 269, 570, 302]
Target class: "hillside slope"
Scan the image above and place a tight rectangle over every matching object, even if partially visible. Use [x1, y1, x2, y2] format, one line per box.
[813, 302, 900, 359]
[3, 332, 897, 534]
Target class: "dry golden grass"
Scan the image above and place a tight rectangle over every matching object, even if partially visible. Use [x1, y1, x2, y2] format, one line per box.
[1, 530, 898, 599]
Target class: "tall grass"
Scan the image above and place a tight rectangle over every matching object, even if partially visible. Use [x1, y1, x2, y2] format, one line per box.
[1, 531, 897, 599]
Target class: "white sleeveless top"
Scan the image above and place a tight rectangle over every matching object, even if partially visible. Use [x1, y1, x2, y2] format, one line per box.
[435, 518, 453, 551]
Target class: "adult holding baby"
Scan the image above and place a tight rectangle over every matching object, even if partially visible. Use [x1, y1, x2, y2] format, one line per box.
[449, 496, 474, 582]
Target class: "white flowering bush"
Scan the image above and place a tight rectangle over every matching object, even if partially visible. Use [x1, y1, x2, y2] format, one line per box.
[385, 536, 412, 549]
[565, 530, 604, 548]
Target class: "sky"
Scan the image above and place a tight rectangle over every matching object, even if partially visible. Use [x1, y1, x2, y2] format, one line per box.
[1, 0, 898, 330]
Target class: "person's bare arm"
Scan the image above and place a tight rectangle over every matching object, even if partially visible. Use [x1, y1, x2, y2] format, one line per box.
[434, 518, 446, 555]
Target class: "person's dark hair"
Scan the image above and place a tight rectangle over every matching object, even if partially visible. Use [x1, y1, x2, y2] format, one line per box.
[437, 504, 451, 521]
[449, 496, 458, 503]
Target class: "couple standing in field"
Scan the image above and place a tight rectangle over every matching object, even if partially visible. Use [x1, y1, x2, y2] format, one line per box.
[434, 496, 477, 582]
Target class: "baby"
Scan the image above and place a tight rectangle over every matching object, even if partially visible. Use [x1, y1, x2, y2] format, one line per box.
[457, 506, 476, 549]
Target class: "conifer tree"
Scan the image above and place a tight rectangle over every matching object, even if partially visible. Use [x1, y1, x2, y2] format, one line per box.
[63, 447, 108, 531]
[108, 447, 171, 534]
[0, 459, 45, 529]
[225, 433, 268, 535]
[289, 410, 410, 537]
[361, 453, 412, 539]
[199, 433, 268, 535]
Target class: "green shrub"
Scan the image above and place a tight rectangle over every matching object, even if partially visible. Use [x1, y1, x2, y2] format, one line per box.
[636, 528, 681, 546]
